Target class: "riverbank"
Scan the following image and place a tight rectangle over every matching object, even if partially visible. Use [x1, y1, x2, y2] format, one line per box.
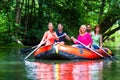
[0, 42, 24, 48]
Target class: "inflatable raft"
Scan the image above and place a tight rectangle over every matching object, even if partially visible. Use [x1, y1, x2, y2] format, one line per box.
[34, 44, 112, 60]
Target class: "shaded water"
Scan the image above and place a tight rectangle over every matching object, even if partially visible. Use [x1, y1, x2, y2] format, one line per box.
[0, 47, 120, 80]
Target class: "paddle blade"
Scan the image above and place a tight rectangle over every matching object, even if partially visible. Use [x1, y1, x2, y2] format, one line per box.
[21, 46, 37, 54]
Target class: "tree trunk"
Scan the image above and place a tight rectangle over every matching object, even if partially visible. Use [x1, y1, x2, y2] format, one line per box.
[103, 26, 120, 41]
[15, 0, 21, 25]
[15, 0, 22, 37]
[24, 0, 30, 34]
[6, 1, 11, 43]
[100, 15, 120, 34]
[98, 0, 105, 23]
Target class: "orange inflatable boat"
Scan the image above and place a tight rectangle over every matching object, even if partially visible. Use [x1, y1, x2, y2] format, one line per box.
[34, 44, 112, 60]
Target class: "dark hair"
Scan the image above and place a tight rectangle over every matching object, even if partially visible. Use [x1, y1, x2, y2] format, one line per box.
[94, 25, 101, 34]
[87, 24, 91, 27]
[58, 23, 63, 27]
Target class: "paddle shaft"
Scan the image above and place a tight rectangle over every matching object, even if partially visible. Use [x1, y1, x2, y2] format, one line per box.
[95, 45, 114, 60]
[24, 44, 42, 59]
[73, 37, 108, 60]
[58, 34, 66, 38]
[31, 45, 37, 49]
[24, 47, 39, 59]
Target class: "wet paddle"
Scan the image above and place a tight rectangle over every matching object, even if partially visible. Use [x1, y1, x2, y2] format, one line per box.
[24, 43, 43, 59]
[21, 45, 37, 54]
[95, 45, 115, 61]
[71, 37, 108, 60]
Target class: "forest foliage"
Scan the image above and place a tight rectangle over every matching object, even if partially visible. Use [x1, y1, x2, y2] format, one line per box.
[0, 0, 120, 45]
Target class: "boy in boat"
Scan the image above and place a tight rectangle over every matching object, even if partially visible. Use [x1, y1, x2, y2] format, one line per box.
[55, 23, 70, 45]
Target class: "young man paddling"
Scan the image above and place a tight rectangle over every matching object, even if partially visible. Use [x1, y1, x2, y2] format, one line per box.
[55, 23, 70, 45]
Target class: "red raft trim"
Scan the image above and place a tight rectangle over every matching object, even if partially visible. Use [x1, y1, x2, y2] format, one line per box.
[34, 45, 53, 56]
[34, 44, 112, 59]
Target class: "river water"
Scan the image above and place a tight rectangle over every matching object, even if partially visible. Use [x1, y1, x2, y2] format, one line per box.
[0, 46, 120, 80]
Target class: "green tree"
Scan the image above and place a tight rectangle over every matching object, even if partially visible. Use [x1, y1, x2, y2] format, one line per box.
[0, 0, 120, 45]
[83, 0, 120, 41]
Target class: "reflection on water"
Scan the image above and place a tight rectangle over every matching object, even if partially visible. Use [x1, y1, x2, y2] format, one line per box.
[0, 47, 120, 80]
[25, 60, 104, 80]
[25, 61, 53, 80]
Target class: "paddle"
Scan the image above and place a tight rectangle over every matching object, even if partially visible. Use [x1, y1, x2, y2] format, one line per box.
[95, 45, 115, 60]
[24, 43, 43, 59]
[71, 37, 109, 60]
[58, 33, 67, 38]
[21, 45, 38, 54]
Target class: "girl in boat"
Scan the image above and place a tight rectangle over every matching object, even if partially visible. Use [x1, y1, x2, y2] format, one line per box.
[71, 25, 92, 48]
[55, 23, 70, 45]
[39, 22, 59, 46]
[91, 25, 102, 49]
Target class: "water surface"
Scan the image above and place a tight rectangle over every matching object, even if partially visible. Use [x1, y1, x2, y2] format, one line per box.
[0, 47, 120, 80]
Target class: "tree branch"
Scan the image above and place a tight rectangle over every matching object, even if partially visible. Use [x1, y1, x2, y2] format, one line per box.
[103, 26, 120, 41]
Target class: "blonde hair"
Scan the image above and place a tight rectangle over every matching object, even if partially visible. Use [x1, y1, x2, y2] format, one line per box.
[48, 22, 54, 27]
[79, 25, 87, 34]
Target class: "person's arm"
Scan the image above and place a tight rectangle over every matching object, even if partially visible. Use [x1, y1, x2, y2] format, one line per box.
[64, 33, 71, 40]
[71, 35, 79, 44]
[71, 36, 76, 43]
[39, 32, 47, 46]
[100, 35, 102, 48]
[52, 32, 59, 40]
